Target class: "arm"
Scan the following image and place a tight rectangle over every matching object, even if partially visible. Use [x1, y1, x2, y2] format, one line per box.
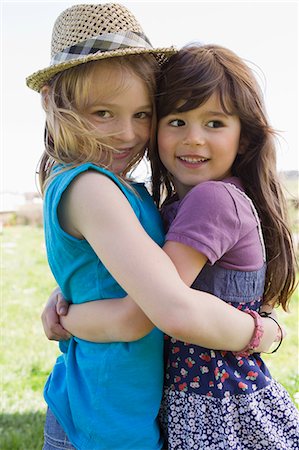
[60, 231, 277, 351]
[41, 287, 154, 342]
[161, 240, 279, 353]
[57, 278, 278, 350]
[61, 296, 153, 342]
[58, 241, 206, 341]
[59, 171, 277, 350]
[58, 242, 206, 342]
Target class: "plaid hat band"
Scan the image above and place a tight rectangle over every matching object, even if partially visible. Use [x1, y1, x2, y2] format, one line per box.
[51, 31, 153, 65]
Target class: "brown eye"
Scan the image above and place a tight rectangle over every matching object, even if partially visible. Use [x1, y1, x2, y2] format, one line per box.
[95, 111, 111, 118]
[169, 119, 185, 127]
[207, 120, 223, 128]
[134, 112, 151, 119]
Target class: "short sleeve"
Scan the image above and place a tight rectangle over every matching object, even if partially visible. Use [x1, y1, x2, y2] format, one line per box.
[165, 182, 241, 264]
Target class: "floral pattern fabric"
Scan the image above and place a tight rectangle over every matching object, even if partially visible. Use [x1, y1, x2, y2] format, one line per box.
[160, 268, 299, 449]
[160, 380, 299, 449]
[163, 299, 272, 399]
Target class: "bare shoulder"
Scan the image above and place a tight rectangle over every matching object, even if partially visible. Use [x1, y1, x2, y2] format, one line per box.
[59, 169, 125, 237]
[65, 170, 129, 212]
[69, 169, 118, 194]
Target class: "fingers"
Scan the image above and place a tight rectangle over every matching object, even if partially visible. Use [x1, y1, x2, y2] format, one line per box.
[47, 324, 72, 341]
[56, 293, 70, 316]
[42, 318, 72, 341]
[41, 291, 72, 341]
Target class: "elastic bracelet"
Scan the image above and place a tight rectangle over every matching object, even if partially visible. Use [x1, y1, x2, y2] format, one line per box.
[233, 309, 264, 358]
[259, 311, 283, 354]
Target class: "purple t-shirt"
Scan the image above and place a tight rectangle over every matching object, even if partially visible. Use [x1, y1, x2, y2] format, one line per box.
[162, 177, 264, 271]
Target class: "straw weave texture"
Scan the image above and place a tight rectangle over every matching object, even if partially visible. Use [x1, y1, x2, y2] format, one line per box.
[51, 4, 143, 56]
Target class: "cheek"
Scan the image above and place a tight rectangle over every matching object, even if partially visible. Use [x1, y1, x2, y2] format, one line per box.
[232, 125, 242, 148]
[139, 122, 151, 143]
[232, 136, 242, 156]
[90, 120, 113, 135]
[157, 131, 173, 160]
[221, 130, 241, 156]
[144, 126, 151, 143]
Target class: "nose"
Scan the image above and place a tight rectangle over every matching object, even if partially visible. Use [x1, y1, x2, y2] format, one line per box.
[115, 118, 136, 143]
[182, 125, 205, 146]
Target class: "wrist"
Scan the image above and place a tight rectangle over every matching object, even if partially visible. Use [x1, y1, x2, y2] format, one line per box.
[233, 309, 264, 357]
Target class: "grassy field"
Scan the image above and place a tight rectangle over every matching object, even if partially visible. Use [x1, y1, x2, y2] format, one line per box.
[1, 226, 59, 450]
[1, 225, 298, 449]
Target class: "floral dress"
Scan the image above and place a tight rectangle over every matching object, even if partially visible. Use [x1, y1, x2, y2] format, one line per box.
[160, 181, 299, 450]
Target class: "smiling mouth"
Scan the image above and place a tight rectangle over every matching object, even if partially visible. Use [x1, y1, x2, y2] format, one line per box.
[178, 156, 208, 164]
[113, 148, 133, 159]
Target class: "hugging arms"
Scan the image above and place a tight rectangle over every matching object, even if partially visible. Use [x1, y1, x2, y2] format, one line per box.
[42, 170, 279, 352]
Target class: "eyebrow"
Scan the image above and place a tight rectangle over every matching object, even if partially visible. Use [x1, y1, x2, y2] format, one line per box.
[206, 110, 232, 117]
[89, 102, 152, 110]
[169, 109, 232, 117]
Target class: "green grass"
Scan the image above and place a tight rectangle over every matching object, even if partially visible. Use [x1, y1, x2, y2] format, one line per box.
[1, 225, 298, 449]
[1, 226, 59, 449]
[263, 289, 299, 398]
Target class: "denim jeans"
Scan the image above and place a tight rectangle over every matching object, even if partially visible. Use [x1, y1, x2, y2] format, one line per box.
[43, 408, 76, 450]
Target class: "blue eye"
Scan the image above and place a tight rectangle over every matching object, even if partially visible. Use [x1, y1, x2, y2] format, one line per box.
[169, 119, 185, 127]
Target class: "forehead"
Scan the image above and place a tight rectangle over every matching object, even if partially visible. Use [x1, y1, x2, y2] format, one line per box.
[176, 91, 233, 113]
[199, 93, 230, 111]
[87, 60, 149, 103]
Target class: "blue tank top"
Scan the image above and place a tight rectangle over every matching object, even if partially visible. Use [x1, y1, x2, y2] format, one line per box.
[43, 163, 165, 449]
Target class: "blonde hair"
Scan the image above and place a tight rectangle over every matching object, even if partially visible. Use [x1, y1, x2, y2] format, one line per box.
[38, 54, 159, 193]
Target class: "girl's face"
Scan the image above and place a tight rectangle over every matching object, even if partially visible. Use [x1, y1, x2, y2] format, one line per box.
[83, 62, 152, 174]
[158, 93, 241, 198]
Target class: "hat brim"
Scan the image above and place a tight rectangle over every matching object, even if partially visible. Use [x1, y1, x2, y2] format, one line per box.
[26, 46, 176, 92]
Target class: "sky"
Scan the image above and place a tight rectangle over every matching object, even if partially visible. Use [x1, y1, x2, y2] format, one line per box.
[1, 0, 298, 193]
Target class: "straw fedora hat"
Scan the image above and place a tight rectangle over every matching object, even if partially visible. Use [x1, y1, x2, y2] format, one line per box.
[26, 3, 176, 92]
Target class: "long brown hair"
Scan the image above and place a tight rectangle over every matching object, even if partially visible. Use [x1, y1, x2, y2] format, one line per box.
[38, 54, 159, 193]
[150, 44, 297, 310]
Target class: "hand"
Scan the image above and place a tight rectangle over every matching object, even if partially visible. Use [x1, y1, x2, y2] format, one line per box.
[259, 304, 286, 341]
[41, 287, 72, 341]
[267, 309, 286, 341]
[255, 305, 286, 353]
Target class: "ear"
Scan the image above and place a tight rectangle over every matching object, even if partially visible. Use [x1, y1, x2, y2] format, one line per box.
[40, 85, 50, 110]
[238, 135, 248, 155]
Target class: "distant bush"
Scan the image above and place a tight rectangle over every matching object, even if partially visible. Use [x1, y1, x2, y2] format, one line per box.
[15, 203, 43, 227]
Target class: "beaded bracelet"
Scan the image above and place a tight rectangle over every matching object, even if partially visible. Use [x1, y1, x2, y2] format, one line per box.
[233, 309, 264, 358]
[259, 311, 283, 354]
